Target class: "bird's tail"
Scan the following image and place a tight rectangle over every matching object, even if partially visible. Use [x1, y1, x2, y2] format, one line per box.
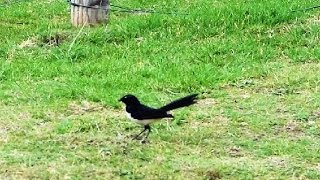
[160, 94, 198, 112]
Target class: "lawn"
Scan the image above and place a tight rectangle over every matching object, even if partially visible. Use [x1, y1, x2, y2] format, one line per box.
[1, 0, 320, 179]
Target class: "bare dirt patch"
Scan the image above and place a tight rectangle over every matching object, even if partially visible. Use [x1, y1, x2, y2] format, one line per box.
[67, 101, 123, 119]
[264, 156, 289, 168]
[68, 101, 105, 115]
[18, 33, 69, 49]
[228, 146, 244, 157]
[306, 14, 320, 24]
[197, 98, 217, 107]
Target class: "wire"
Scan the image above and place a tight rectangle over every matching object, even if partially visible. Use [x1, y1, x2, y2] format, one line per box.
[292, 5, 320, 12]
[67, 0, 189, 16]
[110, 4, 155, 13]
[2, 0, 320, 15]
[0, 0, 189, 15]
[110, 4, 189, 15]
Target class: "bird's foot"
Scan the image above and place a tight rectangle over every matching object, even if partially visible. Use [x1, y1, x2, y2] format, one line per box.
[141, 138, 150, 144]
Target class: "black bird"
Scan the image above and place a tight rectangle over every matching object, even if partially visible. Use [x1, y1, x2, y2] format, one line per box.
[119, 94, 198, 140]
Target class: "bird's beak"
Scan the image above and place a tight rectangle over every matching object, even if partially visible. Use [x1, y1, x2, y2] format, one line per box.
[118, 98, 122, 102]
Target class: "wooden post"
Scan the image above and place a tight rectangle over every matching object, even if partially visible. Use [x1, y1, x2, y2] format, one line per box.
[71, 0, 109, 26]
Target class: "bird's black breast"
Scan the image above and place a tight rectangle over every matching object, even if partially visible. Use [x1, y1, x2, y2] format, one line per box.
[126, 105, 173, 120]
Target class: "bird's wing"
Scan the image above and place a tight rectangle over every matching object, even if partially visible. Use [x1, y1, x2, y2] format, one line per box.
[128, 105, 173, 120]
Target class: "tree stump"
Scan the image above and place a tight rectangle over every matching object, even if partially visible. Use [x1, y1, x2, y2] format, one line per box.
[71, 0, 109, 26]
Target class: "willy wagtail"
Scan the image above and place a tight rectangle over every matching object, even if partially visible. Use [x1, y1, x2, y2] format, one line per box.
[119, 94, 198, 140]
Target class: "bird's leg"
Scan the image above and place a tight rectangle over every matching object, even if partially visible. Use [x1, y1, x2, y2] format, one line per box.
[132, 126, 148, 140]
[144, 125, 151, 139]
[140, 125, 152, 144]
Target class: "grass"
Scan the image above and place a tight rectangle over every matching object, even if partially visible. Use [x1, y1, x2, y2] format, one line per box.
[1, 0, 320, 179]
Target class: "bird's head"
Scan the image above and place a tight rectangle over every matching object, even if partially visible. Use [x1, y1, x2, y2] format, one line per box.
[119, 94, 141, 106]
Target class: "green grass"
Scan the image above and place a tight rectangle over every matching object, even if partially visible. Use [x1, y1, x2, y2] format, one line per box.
[1, 0, 320, 179]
